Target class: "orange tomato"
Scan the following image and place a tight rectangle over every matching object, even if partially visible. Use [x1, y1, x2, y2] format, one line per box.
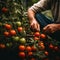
[19, 45, 25, 51]
[26, 46, 32, 52]
[31, 46, 37, 51]
[34, 37, 40, 40]
[5, 24, 11, 30]
[10, 30, 16, 36]
[34, 32, 40, 37]
[44, 51, 49, 56]
[18, 52, 25, 58]
[38, 41, 44, 46]
[0, 44, 6, 48]
[38, 42, 45, 50]
[40, 45, 45, 50]
[4, 31, 10, 37]
[28, 52, 33, 56]
[40, 42, 44, 45]
[40, 34, 46, 39]
[17, 27, 23, 32]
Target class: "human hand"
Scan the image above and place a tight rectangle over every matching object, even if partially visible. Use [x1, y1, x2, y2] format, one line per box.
[30, 18, 40, 31]
[43, 24, 60, 33]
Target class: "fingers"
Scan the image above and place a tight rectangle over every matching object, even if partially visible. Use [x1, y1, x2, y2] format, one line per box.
[43, 25, 49, 33]
[36, 24, 40, 31]
[30, 23, 40, 31]
[30, 23, 35, 28]
[43, 25, 55, 33]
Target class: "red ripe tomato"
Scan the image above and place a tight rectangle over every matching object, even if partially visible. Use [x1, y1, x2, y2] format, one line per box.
[19, 45, 25, 51]
[2, 7, 8, 13]
[31, 46, 37, 51]
[10, 30, 16, 36]
[30, 58, 36, 60]
[18, 52, 25, 58]
[34, 37, 40, 40]
[5, 24, 11, 30]
[40, 45, 45, 50]
[0, 44, 6, 49]
[54, 46, 58, 51]
[40, 42, 44, 45]
[44, 51, 49, 56]
[40, 34, 46, 39]
[17, 27, 23, 32]
[4, 31, 10, 37]
[26, 46, 32, 52]
[28, 52, 33, 56]
[49, 44, 54, 49]
[34, 32, 40, 37]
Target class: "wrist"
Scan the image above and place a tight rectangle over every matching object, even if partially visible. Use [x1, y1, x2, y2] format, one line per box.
[29, 17, 35, 20]
[57, 24, 60, 30]
[29, 18, 36, 23]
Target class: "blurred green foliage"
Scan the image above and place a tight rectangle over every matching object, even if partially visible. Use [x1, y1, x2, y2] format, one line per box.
[31, 0, 38, 4]
[26, 0, 38, 7]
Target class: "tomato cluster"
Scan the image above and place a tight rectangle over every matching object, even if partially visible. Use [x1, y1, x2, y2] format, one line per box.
[34, 32, 46, 40]
[18, 45, 37, 59]
[49, 43, 59, 51]
[3, 23, 23, 37]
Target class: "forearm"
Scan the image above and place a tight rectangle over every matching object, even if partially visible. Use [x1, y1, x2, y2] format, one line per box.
[27, 8, 35, 21]
[27, 8, 40, 31]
